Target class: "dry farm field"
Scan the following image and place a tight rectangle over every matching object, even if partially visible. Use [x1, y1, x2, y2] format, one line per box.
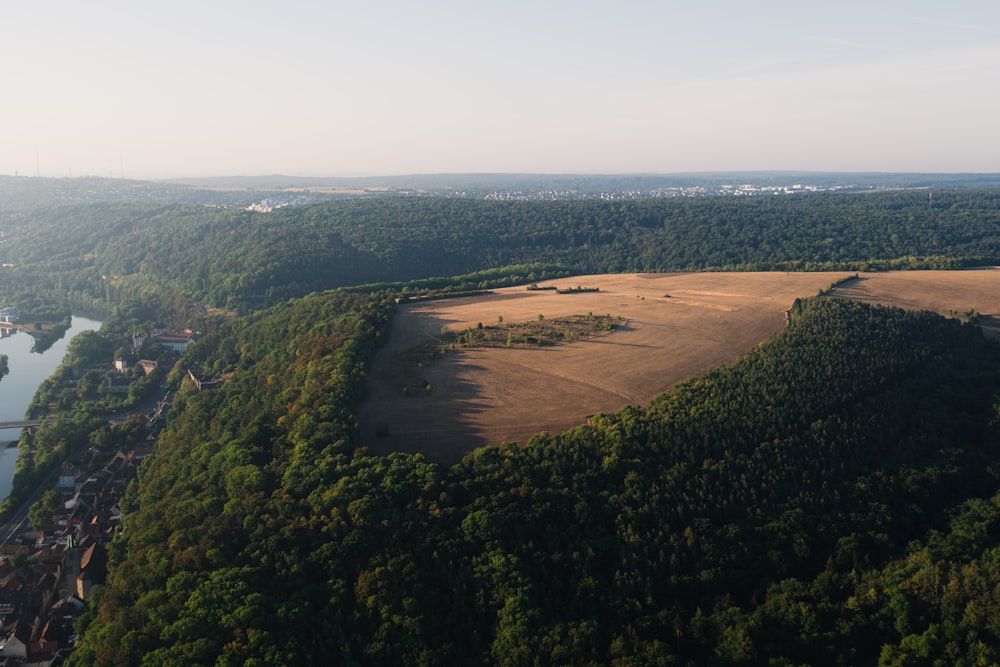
[825, 267, 1000, 338]
[359, 269, 1000, 463]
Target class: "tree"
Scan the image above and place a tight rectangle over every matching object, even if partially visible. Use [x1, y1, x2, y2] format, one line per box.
[28, 489, 59, 532]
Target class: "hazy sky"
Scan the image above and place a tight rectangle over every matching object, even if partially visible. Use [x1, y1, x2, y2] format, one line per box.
[3, 1, 999, 179]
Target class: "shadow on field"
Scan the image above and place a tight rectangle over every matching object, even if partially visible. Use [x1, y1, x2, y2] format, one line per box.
[359, 354, 494, 465]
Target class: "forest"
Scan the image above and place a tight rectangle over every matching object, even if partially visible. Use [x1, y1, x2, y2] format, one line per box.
[66, 295, 1000, 665]
[0, 184, 997, 664]
[1, 188, 999, 316]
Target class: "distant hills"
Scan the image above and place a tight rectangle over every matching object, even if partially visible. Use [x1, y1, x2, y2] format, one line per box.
[3, 172, 1000, 211]
[164, 170, 1000, 193]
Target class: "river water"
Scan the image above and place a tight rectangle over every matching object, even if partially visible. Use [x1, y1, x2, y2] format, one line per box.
[0, 315, 102, 500]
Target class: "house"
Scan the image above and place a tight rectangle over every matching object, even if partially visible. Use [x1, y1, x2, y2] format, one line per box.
[0, 562, 13, 587]
[105, 376, 132, 394]
[0, 307, 16, 324]
[187, 367, 221, 392]
[76, 542, 107, 600]
[149, 328, 201, 353]
[29, 636, 58, 664]
[0, 544, 30, 559]
[0, 619, 30, 660]
[138, 359, 158, 375]
[46, 595, 85, 650]
[138, 351, 175, 376]
[27, 571, 60, 620]
[133, 441, 155, 461]
[57, 465, 80, 492]
[0, 574, 25, 622]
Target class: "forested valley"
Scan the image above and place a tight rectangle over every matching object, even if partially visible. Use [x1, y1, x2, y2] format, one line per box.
[0, 184, 998, 664]
[2, 189, 999, 316]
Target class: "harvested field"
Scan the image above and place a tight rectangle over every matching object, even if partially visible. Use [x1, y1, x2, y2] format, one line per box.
[359, 269, 1000, 463]
[825, 267, 1000, 339]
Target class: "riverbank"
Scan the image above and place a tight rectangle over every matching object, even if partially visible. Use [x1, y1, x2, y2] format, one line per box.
[3, 316, 72, 353]
[0, 316, 102, 500]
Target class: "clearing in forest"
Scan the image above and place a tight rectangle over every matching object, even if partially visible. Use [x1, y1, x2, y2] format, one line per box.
[358, 269, 1000, 463]
[824, 267, 1000, 339]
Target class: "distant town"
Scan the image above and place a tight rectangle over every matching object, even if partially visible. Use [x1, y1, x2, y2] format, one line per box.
[240, 181, 858, 210]
[476, 182, 856, 201]
[4, 172, 999, 214]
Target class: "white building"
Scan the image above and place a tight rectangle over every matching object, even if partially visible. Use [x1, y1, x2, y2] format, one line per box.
[150, 328, 201, 353]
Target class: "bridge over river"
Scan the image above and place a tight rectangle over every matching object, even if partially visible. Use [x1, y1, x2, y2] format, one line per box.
[0, 419, 71, 430]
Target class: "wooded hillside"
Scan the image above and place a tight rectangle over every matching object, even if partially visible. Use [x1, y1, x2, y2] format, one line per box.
[3, 186, 999, 664]
[2, 189, 998, 314]
[69, 296, 1000, 665]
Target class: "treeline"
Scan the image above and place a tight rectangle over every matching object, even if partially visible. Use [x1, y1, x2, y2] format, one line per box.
[2, 189, 999, 313]
[70, 295, 1000, 665]
[0, 290, 73, 351]
[0, 175, 307, 210]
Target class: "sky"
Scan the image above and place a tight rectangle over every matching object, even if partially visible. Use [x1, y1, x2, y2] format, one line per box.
[2, 1, 999, 179]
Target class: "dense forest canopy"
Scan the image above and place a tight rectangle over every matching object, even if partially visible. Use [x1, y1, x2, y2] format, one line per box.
[67, 295, 1000, 665]
[1, 189, 999, 316]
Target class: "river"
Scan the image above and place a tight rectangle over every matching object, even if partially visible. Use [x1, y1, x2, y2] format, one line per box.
[0, 315, 102, 500]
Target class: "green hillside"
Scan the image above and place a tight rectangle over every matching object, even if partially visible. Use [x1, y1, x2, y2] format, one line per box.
[1, 189, 998, 315]
[69, 296, 1000, 665]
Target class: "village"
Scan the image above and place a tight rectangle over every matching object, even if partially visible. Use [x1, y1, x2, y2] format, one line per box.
[0, 325, 206, 665]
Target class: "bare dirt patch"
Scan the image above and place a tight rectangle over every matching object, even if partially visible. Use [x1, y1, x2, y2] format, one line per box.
[359, 269, 1000, 463]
